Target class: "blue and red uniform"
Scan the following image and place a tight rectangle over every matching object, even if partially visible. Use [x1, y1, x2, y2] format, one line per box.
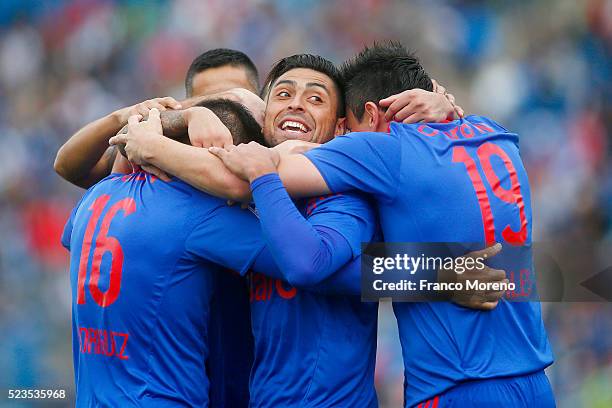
[246, 174, 379, 407]
[62, 173, 265, 407]
[304, 115, 555, 407]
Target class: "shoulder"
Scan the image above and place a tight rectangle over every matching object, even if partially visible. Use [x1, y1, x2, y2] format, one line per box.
[338, 131, 399, 146]
[306, 132, 399, 165]
[465, 114, 511, 133]
[317, 131, 398, 150]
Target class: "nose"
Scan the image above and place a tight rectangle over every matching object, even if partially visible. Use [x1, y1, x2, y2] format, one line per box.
[287, 94, 305, 112]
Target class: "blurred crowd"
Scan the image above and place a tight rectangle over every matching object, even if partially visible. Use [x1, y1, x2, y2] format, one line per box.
[0, 0, 610, 407]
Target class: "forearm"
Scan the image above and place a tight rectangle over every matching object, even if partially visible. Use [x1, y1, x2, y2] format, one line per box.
[251, 173, 353, 287]
[144, 136, 251, 200]
[54, 112, 123, 187]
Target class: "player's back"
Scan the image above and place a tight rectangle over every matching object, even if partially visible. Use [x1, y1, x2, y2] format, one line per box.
[386, 116, 553, 405]
[63, 172, 238, 407]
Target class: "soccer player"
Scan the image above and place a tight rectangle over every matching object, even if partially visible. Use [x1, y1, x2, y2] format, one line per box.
[61, 101, 267, 407]
[207, 43, 556, 407]
[54, 48, 262, 407]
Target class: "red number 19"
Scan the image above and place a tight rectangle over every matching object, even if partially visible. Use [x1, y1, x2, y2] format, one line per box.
[76, 195, 136, 307]
[452, 142, 527, 246]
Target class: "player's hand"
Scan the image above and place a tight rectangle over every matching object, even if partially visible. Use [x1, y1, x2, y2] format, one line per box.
[109, 108, 171, 181]
[379, 84, 464, 123]
[114, 97, 182, 125]
[439, 243, 507, 311]
[208, 142, 280, 182]
[431, 79, 465, 119]
[186, 107, 233, 148]
[272, 140, 320, 156]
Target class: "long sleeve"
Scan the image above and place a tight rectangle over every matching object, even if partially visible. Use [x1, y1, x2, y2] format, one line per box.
[250, 173, 376, 290]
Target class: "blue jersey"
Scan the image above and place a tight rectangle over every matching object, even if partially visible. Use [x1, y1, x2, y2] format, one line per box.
[305, 115, 554, 406]
[62, 172, 264, 407]
[248, 193, 379, 408]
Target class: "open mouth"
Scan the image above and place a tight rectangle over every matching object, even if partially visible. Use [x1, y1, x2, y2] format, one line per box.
[278, 119, 312, 135]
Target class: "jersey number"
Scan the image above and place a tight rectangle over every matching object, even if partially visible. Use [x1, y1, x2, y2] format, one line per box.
[76, 195, 136, 307]
[452, 142, 527, 246]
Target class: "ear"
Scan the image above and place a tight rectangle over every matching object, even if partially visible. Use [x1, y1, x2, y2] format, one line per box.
[334, 117, 346, 135]
[364, 102, 380, 131]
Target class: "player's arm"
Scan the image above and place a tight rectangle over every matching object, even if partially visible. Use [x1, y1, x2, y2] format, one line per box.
[54, 97, 182, 188]
[180, 87, 265, 127]
[110, 107, 252, 199]
[209, 131, 402, 201]
[249, 173, 375, 288]
[54, 113, 122, 188]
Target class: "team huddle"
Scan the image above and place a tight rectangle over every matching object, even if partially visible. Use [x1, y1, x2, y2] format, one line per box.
[55, 42, 555, 407]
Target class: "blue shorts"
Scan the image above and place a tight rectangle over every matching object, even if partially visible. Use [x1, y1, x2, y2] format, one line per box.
[415, 370, 555, 408]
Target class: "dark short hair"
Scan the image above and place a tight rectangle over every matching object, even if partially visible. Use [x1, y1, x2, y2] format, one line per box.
[185, 48, 259, 97]
[262, 54, 345, 116]
[195, 99, 264, 145]
[341, 41, 433, 120]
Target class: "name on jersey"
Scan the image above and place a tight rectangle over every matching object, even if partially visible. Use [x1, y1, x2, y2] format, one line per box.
[78, 327, 129, 360]
[250, 273, 297, 302]
[417, 121, 495, 140]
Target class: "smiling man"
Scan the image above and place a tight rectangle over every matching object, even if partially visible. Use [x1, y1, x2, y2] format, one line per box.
[260, 58, 344, 146]
[244, 55, 377, 407]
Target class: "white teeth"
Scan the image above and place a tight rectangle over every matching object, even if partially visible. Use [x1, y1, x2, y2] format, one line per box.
[281, 120, 308, 132]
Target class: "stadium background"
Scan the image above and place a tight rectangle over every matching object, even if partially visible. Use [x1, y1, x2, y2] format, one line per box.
[0, 0, 610, 407]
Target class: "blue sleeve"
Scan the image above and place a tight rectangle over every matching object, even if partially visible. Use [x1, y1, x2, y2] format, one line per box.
[184, 204, 266, 275]
[249, 245, 362, 295]
[303, 132, 401, 203]
[250, 173, 375, 288]
[61, 210, 75, 251]
[309, 255, 363, 295]
[62, 194, 87, 251]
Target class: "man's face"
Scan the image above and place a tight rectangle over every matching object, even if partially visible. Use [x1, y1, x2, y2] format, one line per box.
[263, 68, 342, 146]
[191, 65, 256, 97]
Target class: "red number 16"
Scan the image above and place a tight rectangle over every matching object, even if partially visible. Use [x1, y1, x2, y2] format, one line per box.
[76, 195, 136, 307]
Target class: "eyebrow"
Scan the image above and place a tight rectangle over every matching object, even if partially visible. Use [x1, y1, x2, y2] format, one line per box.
[273, 79, 296, 88]
[273, 79, 330, 94]
[306, 82, 330, 94]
